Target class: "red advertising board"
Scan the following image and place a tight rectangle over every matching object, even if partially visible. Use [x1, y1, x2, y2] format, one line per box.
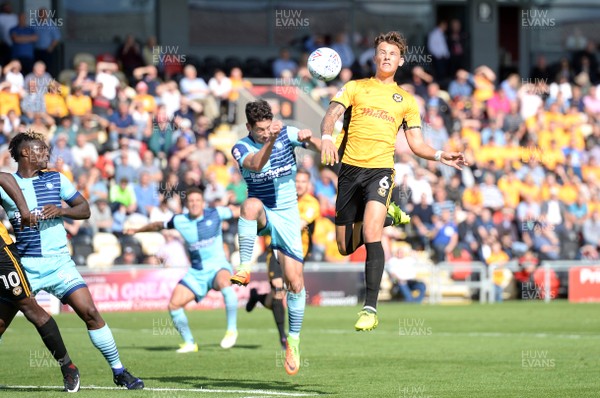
[61, 267, 362, 313]
[568, 266, 600, 302]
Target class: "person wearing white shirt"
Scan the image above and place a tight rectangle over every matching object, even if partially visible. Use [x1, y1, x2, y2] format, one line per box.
[95, 62, 120, 101]
[427, 20, 450, 79]
[71, 133, 99, 168]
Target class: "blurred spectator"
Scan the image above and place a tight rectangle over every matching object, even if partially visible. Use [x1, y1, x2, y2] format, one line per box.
[44, 82, 68, 119]
[134, 171, 159, 216]
[139, 150, 162, 183]
[540, 187, 567, 227]
[158, 81, 182, 118]
[386, 246, 426, 303]
[226, 168, 247, 205]
[431, 209, 458, 263]
[49, 133, 75, 168]
[66, 85, 92, 117]
[110, 178, 137, 214]
[95, 61, 120, 102]
[485, 240, 509, 302]
[71, 133, 98, 168]
[3, 59, 24, 93]
[330, 32, 355, 69]
[133, 81, 156, 114]
[582, 210, 600, 248]
[118, 34, 144, 81]
[24, 61, 52, 94]
[155, 230, 190, 268]
[72, 61, 96, 95]
[480, 173, 504, 211]
[447, 19, 467, 74]
[532, 223, 560, 261]
[171, 118, 195, 146]
[314, 167, 337, 219]
[32, 8, 60, 75]
[132, 65, 160, 96]
[203, 171, 226, 206]
[208, 69, 232, 123]
[448, 69, 473, 99]
[427, 20, 450, 80]
[150, 198, 174, 223]
[228, 67, 252, 123]
[457, 211, 481, 260]
[179, 64, 219, 122]
[114, 151, 139, 184]
[89, 198, 113, 234]
[272, 48, 298, 78]
[9, 13, 37, 74]
[173, 96, 200, 127]
[411, 193, 434, 250]
[113, 246, 140, 265]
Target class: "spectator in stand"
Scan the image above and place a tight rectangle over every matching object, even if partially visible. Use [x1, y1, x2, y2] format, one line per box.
[49, 133, 75, 169]
[485, 240, 510, 302]
[203, 170, 227, 206]
[0, 2, 18, 65]
[314, 167, 337, 219]
[110, 177, 137, 214]
[173, 96, 200, 127]
[171, 118, 195, 146]
[427, 20, 450, 80]
[3, 59, 24, 93]
[431, 208, 458, 263]
[540, 187, 567, 228]
[44, 82, 68, 120]
[89, 198, 113, 234]
[272, 47, 298, 78]
[134, 171, 159, 217]
[448, 69, 473, 100]
[582, 210, 600, 248]
[139, 150, 162, 183]
[208, 69, 232, 123]
[557, 218, 581, 260]
[431, 186, 455, 216]
[194, 114, 214, 139]
[532, 223, 560, 261]
[32, 8, 60, 76]
[66, 85, 92, 118]
[71, 133, 98, 168]
[411, 193, 434, 250]
[114, 151, 140, 184]
[187, 136, 214, 172]
[95, 61, 120, 102]
[150, 198, 174, 223]
[108, 101, 135, 144]
[132, 81, 156, 114]
[447, 19, 467, 75]
[481, 118, 506, 146]
[408, 167, 434, 206]
[132, 65, 160, 97]
[9, 13, 37, 74]
[117, 34, 144, 82]
[157, 80, 182, 118]
[330, 32, 355, 69]
[228, 67, 252, 123]
[24, 60, 52, 94]
[179, 64, 219, 122]
[226, 168, 247, 205]
[110, 137, 142, 169]
[457, 211, 481, 260]
[480, 173, 504, 212]
[72, 61, 96, 95]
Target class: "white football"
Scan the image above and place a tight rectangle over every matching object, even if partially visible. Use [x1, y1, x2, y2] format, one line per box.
[307, 47, 342, 82]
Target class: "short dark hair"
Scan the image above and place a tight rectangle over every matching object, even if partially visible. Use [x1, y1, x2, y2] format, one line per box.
[245, 99, 273, 127]
[8, 130, 46, 162]
[374, 31, 407, 56]
[185, 187, 204, 199]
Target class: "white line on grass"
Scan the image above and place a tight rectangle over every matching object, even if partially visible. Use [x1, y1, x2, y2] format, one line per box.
[0, 385, 319, 396]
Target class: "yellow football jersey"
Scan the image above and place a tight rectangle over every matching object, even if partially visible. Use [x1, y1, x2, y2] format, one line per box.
[332, 78, 421, 169]
[298, 193, 320, 258]
[0, 224, 14, 246]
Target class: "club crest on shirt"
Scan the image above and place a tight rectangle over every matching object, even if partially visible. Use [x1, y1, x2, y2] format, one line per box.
[45, 182, 54, 189]
[12, 286, 22, 296]
[392, 93, 403, 102]
[377, 187, 387, 197]
[206, 220, 213, 227]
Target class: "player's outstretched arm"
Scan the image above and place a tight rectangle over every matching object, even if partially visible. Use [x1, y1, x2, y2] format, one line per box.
[125, 221, 165, 235]
[405, 127, 468, 170]
[320, 102, 346, 166]
[297, 129, 322, 152]
[0, 172, 35, 228]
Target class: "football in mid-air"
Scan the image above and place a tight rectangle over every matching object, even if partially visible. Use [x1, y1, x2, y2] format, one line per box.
[307, 47, 342, 82]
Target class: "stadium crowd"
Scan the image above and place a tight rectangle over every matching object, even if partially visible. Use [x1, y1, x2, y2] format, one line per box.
[1, 9, 600, 290]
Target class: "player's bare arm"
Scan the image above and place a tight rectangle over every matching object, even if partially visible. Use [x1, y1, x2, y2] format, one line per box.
[297, 129, 322, 152]
[320, 101, 346, 166]
[404, 127, 468, 170]
[243, 119, 282, 172]
[43, 195, 91, 220]
[125, 222, 165, 235]
[0, 172, 35, 228]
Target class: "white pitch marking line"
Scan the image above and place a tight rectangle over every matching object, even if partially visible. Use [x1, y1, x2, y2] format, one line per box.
[0, 385, 319, 396]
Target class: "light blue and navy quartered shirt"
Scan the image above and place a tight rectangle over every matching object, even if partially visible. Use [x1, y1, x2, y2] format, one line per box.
[165, 207, 233, 271]
[0, 171, 81, 258]
[232, 125, 306, 210]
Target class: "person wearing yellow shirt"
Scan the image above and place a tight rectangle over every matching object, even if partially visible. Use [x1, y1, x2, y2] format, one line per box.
[44, 84, 68, 119]
[0, 84, 21, 116]
[66, 86, 92, 117]
[205, 150, 231, 188]
[558, 180, 578, 205]
[486, 240, 510, 303]
[132, 81, 156, 114]
[541, 140, 566, 172]
[462, 182, 484, 213]
[498, 171, 522, 209]
[319, 31, 467, 330]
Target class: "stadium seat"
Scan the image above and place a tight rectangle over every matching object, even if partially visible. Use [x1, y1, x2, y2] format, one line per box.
[118, 235, 144, 259]
[135, 232, 166, 256]
[73, 52, 96, 72]
[86, 252, 116, 269]
[93, 232, 122, 260]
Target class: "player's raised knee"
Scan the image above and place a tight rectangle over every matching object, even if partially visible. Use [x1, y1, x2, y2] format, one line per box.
[240, 198, 263, 218]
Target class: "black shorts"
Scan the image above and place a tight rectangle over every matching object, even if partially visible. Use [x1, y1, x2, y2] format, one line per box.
[266, 249, 283, 282]
[0, 243, 32, 302]
[335, 163, 395, 226]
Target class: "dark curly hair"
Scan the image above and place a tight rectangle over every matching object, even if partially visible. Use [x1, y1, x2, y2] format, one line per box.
[245, 99, 273, 127]
[374, 31, 408, 56]
[8, 130, 47, 162]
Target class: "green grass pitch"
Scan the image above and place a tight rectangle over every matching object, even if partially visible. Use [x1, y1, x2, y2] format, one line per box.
[0, 301, 598, 397]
